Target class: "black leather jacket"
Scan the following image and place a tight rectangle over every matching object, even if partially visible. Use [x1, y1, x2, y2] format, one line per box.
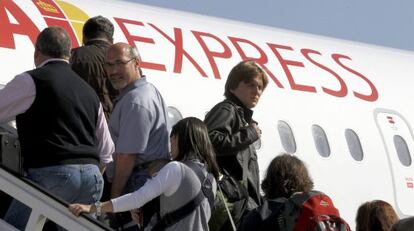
[70, 40, 118, 119]
[204, 94, 261, 206]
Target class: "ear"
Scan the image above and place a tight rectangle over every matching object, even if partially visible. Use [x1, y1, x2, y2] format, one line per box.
[134, 58, 140, 70]
[34, 49, 40, 66]
[134, 59, 142, 76]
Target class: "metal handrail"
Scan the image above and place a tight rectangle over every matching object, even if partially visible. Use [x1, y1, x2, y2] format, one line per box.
[0, 166, 113, 231]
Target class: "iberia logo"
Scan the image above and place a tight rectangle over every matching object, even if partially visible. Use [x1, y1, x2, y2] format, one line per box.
[33, 0, 89, 48]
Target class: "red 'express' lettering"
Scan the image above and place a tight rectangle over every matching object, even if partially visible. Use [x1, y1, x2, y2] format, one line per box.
[0, 1, 379, 102]
[149, 23, 207, 77]
[192, 31, 232, 79]
[114, 17, 166, 72]
[229, 36, 284, 88]
[268, 43, 317, 93]
[301, 48, 347, 97]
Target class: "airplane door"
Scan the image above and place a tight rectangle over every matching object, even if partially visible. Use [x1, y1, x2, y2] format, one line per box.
[375, 109, 414, 215]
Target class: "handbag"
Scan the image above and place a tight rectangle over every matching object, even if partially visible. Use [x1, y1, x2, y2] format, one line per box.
[0, 131, 23, 175]
[208, 172, 249, 231]
[217, 173, 248, 202]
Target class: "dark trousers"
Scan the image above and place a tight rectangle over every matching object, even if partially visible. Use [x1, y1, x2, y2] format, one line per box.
[107, 170, 159, 231]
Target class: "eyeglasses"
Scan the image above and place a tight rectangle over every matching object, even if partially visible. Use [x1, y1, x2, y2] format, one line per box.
[104, 58, 136, 68]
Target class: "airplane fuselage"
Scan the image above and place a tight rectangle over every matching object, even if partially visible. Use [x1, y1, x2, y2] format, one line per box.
[1, 0, 414, 228]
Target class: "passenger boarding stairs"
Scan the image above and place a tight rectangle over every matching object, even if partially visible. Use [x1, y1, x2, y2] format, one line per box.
[0, 121, 112, 231]
[0, 166, 112, 231]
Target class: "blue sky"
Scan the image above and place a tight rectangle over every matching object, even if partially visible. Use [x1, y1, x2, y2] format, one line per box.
[127, 0, 414, 52]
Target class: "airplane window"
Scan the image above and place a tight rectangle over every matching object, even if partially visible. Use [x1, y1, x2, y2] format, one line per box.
[345, 129, 364, 161]
[167, 106, 183, 127]
[312, 125, 330, 157]
[393, 135, 412, 167]
[277, 121, 296, 153]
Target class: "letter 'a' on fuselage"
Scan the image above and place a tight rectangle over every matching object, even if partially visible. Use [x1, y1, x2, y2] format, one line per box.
[1, 0, 414, 229]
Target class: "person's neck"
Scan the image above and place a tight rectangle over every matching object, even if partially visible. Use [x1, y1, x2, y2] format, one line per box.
[84, 38, 111, 45]
[36, 55, 68, 67]
[228, 93, 249, 110]
[119, 76, 140, 91]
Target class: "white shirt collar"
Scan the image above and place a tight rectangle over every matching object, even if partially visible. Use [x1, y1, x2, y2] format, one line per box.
[37, 58, 69, 68]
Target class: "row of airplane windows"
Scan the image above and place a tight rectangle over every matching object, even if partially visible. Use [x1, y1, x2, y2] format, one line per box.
[277, 120, 412, 167]
[166, 106, 412, 167]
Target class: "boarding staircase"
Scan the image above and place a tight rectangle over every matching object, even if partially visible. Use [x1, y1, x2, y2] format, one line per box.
[0, 166, 113, 231]
[0, 122, 113, 231]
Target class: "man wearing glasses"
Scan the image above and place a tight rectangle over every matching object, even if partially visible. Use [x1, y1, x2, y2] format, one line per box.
[105, 43, 170, 230]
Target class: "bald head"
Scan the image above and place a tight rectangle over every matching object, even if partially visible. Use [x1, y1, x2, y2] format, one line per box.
[105, 43, 142, 90]
[107, 43, 140, 60]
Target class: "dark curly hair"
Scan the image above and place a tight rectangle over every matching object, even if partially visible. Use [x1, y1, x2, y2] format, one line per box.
[261, 153, 314, 199]
[356, 200, 398, 231]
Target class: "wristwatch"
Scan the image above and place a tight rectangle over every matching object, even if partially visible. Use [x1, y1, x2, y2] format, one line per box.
[95, 201, 102, 217]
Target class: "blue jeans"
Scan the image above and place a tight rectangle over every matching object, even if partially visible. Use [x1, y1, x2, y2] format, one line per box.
[4, 164, 103, 230]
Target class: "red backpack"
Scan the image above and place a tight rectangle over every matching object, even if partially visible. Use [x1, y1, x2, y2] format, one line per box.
[276, 191, 351, 231]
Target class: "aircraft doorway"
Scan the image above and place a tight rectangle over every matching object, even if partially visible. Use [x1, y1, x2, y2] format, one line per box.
[375, 109, 414, 215]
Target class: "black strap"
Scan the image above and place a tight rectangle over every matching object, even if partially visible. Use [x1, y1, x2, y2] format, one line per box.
[289, 190, 323, 207]
[185, 161, 214, 208]
[152, 161, 213, 231]
[133, 158, 170, 172]
[152, 190, 204, 231]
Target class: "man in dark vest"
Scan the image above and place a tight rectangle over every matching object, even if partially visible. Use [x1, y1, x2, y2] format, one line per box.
[0, 26, 114, 230]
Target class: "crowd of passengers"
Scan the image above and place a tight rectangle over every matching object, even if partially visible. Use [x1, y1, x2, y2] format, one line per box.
[0, 16, 413, 231]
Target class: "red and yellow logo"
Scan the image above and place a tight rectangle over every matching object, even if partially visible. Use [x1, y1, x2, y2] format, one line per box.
[33, 0, 89, 48]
